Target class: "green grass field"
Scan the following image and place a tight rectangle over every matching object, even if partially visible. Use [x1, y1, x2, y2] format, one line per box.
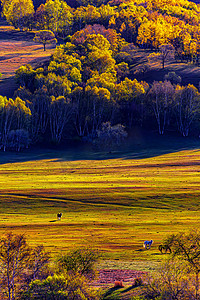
[0, 143, 200, 267]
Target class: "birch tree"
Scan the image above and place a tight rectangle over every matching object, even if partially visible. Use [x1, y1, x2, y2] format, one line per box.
[49, 96, 74, 143]
[174, 84, 200, 136]
[0, 96, 15, 151]
[0, 233, 30, 300]
[148, 81, 174, 135]
[0, 96, 31, 151]
[71, 86, 88, 137]
[13, 97, 31, 130]
[30, 88, 50, 140]
[44, 0, 72, 35]
[115, 78, 146, 128]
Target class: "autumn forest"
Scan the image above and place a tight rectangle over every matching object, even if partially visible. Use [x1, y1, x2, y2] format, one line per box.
[0, 0, 200, 151]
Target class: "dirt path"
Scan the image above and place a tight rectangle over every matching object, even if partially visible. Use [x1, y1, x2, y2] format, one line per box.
[93, 269, 147, 287]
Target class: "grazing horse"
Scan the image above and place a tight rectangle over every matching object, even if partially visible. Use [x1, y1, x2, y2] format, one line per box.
[143, 240, 153, 250]
[158, 244, 172, 254]
[57, 213, 62, 220]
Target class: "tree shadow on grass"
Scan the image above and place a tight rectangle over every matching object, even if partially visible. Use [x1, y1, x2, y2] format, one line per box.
[121, 285, 136, 293]
[0, 76, 18, 98]
[0, 130, 199, 165]
[102, 287, 122, 299]
[0, 28, 35, 41]
[102, 285, 137, 299]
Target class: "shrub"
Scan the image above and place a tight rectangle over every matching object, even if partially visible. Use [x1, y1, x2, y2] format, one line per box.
[56, 247, 100, 280]
[95, 122, 128, 151]
[114, 281, 124, 288]
[7, 129, 30, 151]
[164, 72, 182, 84]
[20, 273, 99, 300]
[143, 258, 194, 300]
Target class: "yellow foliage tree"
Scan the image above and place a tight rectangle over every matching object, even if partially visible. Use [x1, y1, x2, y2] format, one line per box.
[44, 0, 72, 35]
[2, 0, 34, 30]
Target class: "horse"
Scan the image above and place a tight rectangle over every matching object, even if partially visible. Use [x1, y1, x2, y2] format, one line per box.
[158, 244, 172, 254]
[57, 213, 62, 220]
[143, 240, 153, 250]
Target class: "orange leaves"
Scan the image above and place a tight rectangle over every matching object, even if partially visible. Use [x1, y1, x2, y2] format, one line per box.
[71, 24, 122, 53]
[137, 16, 174, 48]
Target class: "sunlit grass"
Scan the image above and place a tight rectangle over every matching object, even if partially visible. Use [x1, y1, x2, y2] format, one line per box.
[131, 48, 200, 86]
[0, 38, 55, 80]
[0, 148, 199, 263]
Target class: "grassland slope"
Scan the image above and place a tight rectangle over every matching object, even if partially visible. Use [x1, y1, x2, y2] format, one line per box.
[0, 144, 199, 262]
[0, 20, 55, 97]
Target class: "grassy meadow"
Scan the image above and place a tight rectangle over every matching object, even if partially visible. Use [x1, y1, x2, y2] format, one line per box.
[0, 142, 200, 268]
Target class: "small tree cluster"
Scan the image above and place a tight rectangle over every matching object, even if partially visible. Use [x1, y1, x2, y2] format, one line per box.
[23, 247, 100, 300]
[0, 233, 99, 300]
[1, 0, 34, 30]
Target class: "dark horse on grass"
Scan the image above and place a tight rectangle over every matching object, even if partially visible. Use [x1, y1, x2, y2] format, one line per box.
[57, 213, 62, 220]
[158, 244, 172, 254]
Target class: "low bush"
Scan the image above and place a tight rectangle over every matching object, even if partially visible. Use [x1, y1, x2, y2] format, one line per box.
[20, 273, 99, 300]
[143, 259, 194, 300]
[114, 281, 124, 288]
[56, 247, 100, 280]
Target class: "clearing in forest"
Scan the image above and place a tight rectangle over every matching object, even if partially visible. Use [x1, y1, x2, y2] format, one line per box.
[0, 24, 55, 97]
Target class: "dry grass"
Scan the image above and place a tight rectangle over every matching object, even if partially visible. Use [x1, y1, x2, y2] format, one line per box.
[0, 40, 54, 80]
[130, 49, 200, 86]
[0, 24, 56, 97]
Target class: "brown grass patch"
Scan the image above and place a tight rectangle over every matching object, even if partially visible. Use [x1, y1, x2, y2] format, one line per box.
[0, 25, 56, 97]
[0, 40, 54, 79]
